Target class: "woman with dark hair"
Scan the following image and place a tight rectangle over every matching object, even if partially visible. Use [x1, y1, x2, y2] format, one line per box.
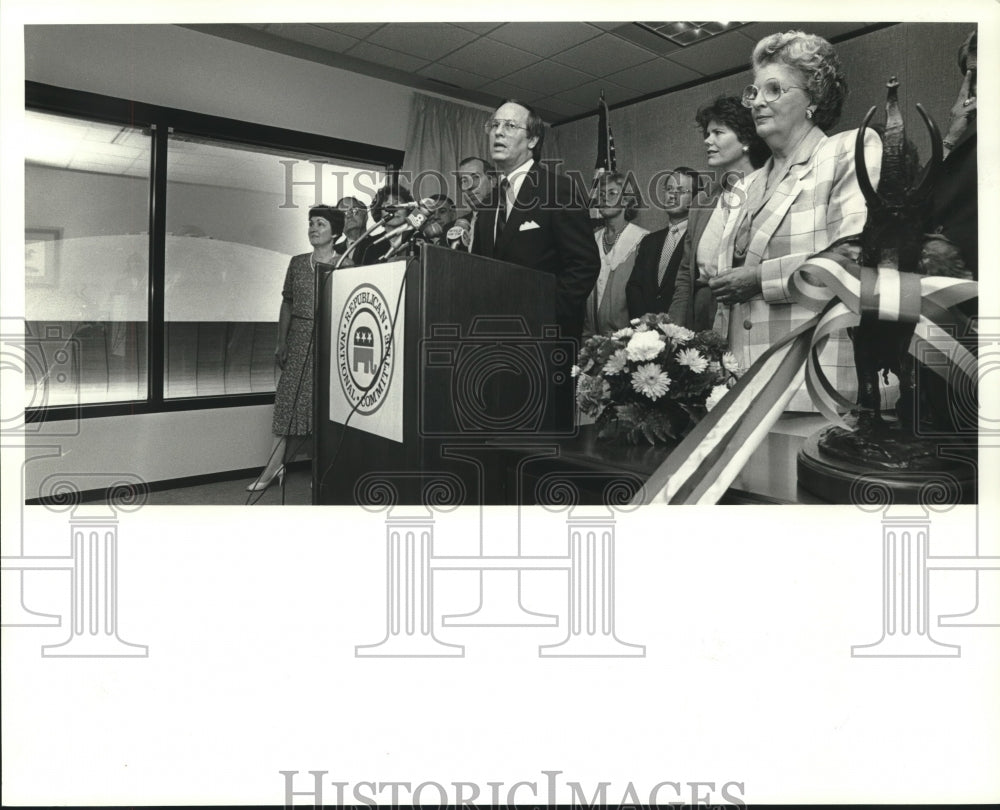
[673, 95, 767, 330]
[248, 205, 344, 492]
[584, 171, 649, 336]
[356, 182, 415, 265]
[708, 30, 882, 411]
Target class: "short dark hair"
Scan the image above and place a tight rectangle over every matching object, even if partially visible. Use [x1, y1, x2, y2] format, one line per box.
[500, 99, 545, 160]
[459, 155, 494, 175]
[429, 193, 455, 207]
[669, 166, 700, 188]
[695, 95, 769, 169]
[371, 182, 414, 222]
[308, 205, 345, 234]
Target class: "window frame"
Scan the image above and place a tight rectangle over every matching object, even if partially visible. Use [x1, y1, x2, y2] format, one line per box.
[24, 81, 404, 421]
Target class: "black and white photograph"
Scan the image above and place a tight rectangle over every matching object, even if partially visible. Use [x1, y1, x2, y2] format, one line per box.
[2, 0, 998, 806]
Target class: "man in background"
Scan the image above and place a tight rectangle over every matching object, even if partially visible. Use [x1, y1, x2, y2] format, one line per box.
[626, 167, 697, 321]
[454, 156, 494, 252]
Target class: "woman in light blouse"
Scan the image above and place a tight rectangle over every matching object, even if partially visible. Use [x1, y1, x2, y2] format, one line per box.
[709, 30, 882, 411]
[584, 171, 648, 336]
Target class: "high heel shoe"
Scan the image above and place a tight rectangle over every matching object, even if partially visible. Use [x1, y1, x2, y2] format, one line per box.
[246, 464, 285, 493]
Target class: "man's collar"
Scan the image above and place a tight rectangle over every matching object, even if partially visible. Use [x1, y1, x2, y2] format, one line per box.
[502, 158, 534, 184]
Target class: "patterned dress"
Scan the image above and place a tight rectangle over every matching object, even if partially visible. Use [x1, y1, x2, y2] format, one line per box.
[272, 253, 315, 435]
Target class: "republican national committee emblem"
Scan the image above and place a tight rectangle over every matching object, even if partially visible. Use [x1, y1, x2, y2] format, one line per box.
[337, 283, 396, 416]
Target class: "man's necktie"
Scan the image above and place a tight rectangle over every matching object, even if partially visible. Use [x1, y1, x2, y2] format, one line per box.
[467, 210, 477, 253]
[657, 224, 681, 285]
[495, 177, 510, 246]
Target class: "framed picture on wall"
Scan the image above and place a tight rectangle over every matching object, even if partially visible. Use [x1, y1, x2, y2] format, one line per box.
[25, 227, 61, 286]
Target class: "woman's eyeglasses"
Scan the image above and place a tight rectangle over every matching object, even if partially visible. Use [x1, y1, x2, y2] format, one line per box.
[484, 119, 529, 135]
[741, 79, 807, 108]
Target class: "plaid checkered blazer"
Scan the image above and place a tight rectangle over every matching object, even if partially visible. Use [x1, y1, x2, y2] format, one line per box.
[712, 126, 883, 411]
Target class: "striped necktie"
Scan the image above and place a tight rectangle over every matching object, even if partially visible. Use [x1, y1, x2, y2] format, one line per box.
[657, 224, 681, 285]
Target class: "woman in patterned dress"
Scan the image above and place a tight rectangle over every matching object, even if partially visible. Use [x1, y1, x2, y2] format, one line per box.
[248, 205, 344, 492]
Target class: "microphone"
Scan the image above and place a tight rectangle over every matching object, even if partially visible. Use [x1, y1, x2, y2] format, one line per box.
[370, 199, 436, 246]
[446, 218, 472, 249]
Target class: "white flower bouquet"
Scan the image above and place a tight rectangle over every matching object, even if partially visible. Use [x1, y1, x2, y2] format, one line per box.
[574, 312, 743, 445]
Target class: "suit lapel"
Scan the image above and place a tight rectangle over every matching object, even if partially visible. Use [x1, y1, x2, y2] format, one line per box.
[744, 128, 826, 262]
[494, 164, 540, 257]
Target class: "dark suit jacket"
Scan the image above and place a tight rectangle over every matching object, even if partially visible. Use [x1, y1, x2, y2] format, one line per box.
[678, 186, 723, 330]
[625, 224, 686, 321]
[471, 162, 600, 341]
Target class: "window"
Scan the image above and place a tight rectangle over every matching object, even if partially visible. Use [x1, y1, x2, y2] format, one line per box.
[163, 134, 384, 398]
[24, 110, 151, 406]
[23, 83, 401, 419]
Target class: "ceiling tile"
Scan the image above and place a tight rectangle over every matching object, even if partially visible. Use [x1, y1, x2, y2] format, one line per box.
[451, 22, 505, 35]
[605, 58, 702, 95]
[487, 22, 602, 56]
[417, 62, 491, 90]
[438, 37, 539, 79]
[313, 22, 386, 39]
[551, 33, 657, 75]
[366, 23, 479, 60]
[478, 77, 538, 103]
[265, 23, 358, 52]
[553, 79, 634, 110]
[612, 23, 684, 56]
[587, 22, 631, 31]
[738, 22, 877, 44]
[345, 41, 430, 72]
[533, 95, 591, 119]
[663, 31, 753, 76]
[501, 60, 594, 96]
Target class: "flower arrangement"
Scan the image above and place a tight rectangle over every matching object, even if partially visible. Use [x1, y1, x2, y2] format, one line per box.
[573, 312, 743, 445]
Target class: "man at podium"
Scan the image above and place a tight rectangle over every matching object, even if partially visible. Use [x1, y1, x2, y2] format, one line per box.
[472, 99, 600, 344]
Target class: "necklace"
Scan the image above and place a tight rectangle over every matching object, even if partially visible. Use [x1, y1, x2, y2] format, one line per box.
[602, 225, 623, 253]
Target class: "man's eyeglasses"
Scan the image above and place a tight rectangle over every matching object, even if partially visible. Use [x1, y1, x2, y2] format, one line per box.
[741, 79, 807, 108]
[484, 119, 529, 135]
[340, 206, 365, 215]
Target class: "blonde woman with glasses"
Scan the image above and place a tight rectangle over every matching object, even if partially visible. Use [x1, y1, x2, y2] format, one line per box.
[709, 30, 883, 411]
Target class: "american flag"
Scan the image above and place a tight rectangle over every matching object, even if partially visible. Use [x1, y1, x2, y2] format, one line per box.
[594, 90, 617, 180]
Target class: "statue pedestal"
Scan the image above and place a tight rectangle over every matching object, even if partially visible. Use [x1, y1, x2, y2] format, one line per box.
[797, 424, 976, 505]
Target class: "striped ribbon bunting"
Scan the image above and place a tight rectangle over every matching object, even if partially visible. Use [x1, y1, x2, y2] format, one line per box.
[635, 249, 978, 506]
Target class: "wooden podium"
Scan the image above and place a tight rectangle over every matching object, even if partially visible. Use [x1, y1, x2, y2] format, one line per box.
[314, 244, 576, 505]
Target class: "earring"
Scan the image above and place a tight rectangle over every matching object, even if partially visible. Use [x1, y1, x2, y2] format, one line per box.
[806, 108, 814, 120]
[742, 145, 749, 153]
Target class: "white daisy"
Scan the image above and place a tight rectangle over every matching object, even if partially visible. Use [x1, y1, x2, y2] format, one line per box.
[722, 351, 739, 372]
[631, 363, 671, 400]
[658, 323, 695, 343]
[676, 348, 708, 374]
[612, 327, 634, 340]
[602, 349, 628, 375]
